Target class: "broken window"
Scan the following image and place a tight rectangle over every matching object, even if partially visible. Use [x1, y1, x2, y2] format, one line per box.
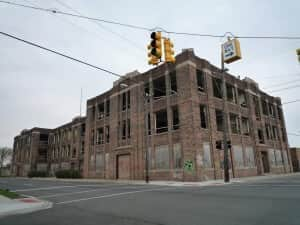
[89, 153, 95, 170]
[105, 99, 110, 117]
[173, 143, 182, 169]
[238, 89, 247, 107]
[241, 117, 250, 135]
[253, 96, 261, 120]
[275, 150, 283, 166]
[105, 126, 110, 143]
[72, 148, 76, 158]
[172, 106, 179, 130]
[196, 70, 205, 92]
[155, 145, 169, 169]
[81, 124, 85, 136]
[122, 120, 126, 139]
[230, 114, 240, 134]
[281, 128, 286, 142]
[215, 109, 223, 131]
[127, 91, 130, 109]
[144, 82, 150, 97]
[155, 109, 168, 133]
[127, 119, 131, 139]
[96, 128, 104, 144]
[226, 83, 236, 103]
[91, 106, 96, 120]
[265, 123, 271, 139]
[258, 129, 265, 144]
[212, 77, 222, 98]
[203, 142, 212, 168]
[147, 113, 151, 135]
[262, 99, 268, 115]
[97, 102, 105, 119]
[39, 134, 48, 142]
[81, 141, 84, 154]
[122, 93, 126, 111]
[272, 126, 278, 140]
[269, 103, 275, 117]
[277, 106, 282, 120]
[153, 76, 166, 99]
[170, 71, 177, 93]
[269, 149, 276, 166]
[200, 105, 208, 129]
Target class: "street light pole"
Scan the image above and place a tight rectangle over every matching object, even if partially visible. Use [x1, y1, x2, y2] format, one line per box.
[221, 44, 230, 183]
[144, 96, 150, 183]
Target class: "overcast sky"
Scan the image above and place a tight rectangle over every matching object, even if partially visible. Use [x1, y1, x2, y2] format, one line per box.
[0, 0, 299, 148]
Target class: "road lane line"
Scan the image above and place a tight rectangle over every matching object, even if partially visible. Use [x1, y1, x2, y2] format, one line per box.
[55, 187, 174, 205]
[37, 185, 142, 198]
[13, 184, 121, 192]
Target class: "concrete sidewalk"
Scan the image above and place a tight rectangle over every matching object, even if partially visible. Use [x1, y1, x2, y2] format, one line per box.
[29, 172, 300, 187]
[0, 195, 52, 218]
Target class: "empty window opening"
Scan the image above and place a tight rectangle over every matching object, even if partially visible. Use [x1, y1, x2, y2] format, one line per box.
[253, 96, 261, 120]
[97, 103, 105, 119]
[200, 105, 208, 129]
[155, 109, 168, 133]
[127, 91, 131, 109]
[170, 71, 177, 93]
[153, 76, 166, 98]
[173, 143, 182, 169]
[265, 123, 271, 139]
[215, 109, 224, 131]
[238, 89, 247, 107]
[277, 106, 282, 120]
[39, 134, 48, 142]
[96, 128, 104, 144]
[226, 83, 236, 103]
[172, 106, 179, 130]
[262, 100, 268, 115]
[105, 126, 110, 143]
[196, 70, 205, 92]
[106, 100, 110, 117]
[212, 77, 222, 98]
[127, 119, 131, 139]
[269, 103, 275, 117]
[147, 113, 151, 135]
[230, 114, 240, 134]
[122, 120, 126, 139]
[72, 148, 76, 158]
[258, 129, 265, 144]
[241, 117, 250, 135]
[272, 126, 278, 140]
[122, 93, 126, 111]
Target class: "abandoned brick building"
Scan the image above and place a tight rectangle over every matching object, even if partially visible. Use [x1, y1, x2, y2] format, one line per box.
[48, 116, 86, 175]
[11, 117, 86, 176]
[83, 49, 292, 181]
[12, 128, 52, 176]
[12, 49, 292, 181]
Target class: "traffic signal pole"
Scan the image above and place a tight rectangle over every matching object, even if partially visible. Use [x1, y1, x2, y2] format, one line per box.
[221, 45, 230, 183]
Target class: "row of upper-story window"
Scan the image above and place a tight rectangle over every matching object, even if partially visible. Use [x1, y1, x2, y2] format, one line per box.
[50, 143, 84, 160]
[49, 125, 85, 145]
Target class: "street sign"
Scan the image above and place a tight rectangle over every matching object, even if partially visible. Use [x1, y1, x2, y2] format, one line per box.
[184, 160, 194, 172]
[222, 38, 242, 64]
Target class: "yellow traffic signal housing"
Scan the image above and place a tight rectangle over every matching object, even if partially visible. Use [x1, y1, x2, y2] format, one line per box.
[164, 38, 175, 63]
[147, 32, 162, 65]
[297, 48, 300, 63]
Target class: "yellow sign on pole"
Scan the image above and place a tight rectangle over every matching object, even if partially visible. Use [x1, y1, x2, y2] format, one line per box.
[222, 38, 242, 64]
[297, 48, 300, 63]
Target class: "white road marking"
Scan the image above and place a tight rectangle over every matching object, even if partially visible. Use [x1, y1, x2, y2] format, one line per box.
[55, 187, 174, 205]
[37, 185, 141, 198]
[13, 184, 119, 192]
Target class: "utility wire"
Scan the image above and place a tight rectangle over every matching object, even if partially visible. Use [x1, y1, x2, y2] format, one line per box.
[53, 0, 145, 52]
[263, 78, 300, 89]
[282, 99, 300, 105]
[0, 31, 122, 78]
[269, 84, 300, 93]
[2, 0, 300, 40]
[287, 133, 300, 137]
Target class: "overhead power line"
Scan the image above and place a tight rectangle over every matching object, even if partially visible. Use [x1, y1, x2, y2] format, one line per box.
[1, 0, 300, 40]
[282, 99, 300, 105]
[269, 84, 300, 93]
[0, 31, 122, 78]
[263, 78, 300, 89]
[287, 133, 300, 137]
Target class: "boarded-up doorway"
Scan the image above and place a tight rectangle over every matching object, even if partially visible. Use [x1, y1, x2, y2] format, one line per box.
[117, 154, 130, 179]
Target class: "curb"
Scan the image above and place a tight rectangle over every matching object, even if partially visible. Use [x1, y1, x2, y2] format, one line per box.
[0, 197, 53, 218]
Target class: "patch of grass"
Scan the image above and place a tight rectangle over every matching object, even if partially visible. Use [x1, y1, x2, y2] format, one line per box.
[0, 189, 20, 199]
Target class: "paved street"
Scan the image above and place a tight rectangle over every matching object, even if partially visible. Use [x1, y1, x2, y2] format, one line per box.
[1, 174, 300, 225]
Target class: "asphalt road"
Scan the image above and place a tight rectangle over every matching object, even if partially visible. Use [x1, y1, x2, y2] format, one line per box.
[1, 174, 300, 225]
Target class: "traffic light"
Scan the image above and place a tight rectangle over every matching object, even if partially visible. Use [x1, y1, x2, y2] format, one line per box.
[297, 48, 300, 63]
[164, 38, 175, 63]
[147, 31, 162, 65]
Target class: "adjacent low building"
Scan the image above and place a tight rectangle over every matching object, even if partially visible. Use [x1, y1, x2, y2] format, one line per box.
[290, 147, 300, 172]
[12, 49, 293, 180]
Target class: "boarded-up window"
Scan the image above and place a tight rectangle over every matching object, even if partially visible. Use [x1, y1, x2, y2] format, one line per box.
[96, 152, 104, 172]
[233, 145, 244, 168]
[89, 154, 95, 170]
[203, 142, 212, 168]
[282, 150, 288, 167]
[245, 147, 255, 168]
[173, 143, 182, 169]
[269, 149, 276, 166]
[275, 150, 283, 166]
[155, 145, 169, 169]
